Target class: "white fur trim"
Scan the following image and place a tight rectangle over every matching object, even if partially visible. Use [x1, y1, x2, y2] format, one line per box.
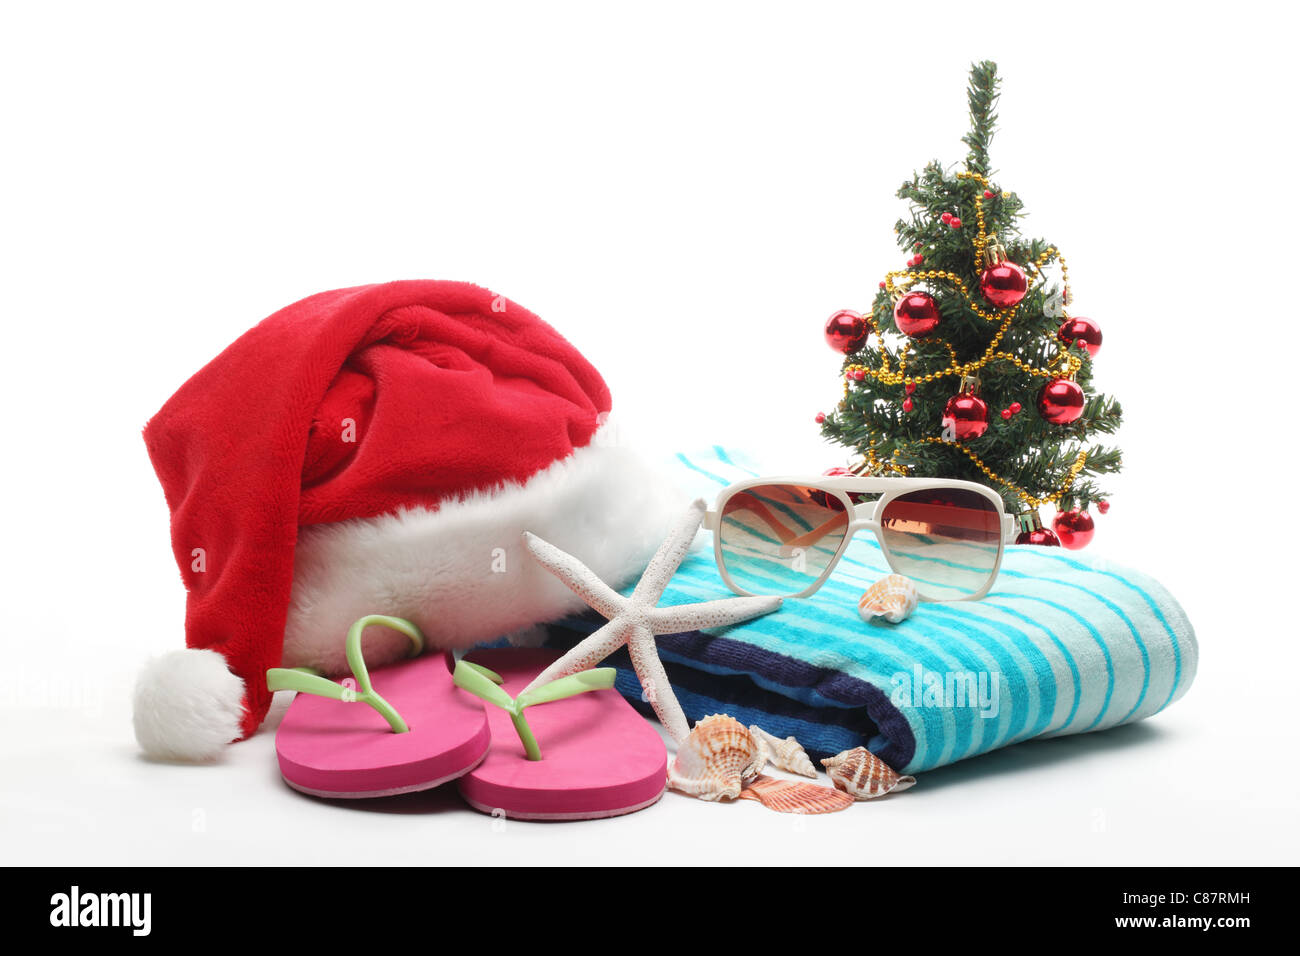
[282, 434, 688, 676]
[133, 648, 245, 761]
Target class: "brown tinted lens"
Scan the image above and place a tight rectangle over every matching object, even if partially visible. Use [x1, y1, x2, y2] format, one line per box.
[879, 489, 1000, 599]
[718, 484, 848, 596]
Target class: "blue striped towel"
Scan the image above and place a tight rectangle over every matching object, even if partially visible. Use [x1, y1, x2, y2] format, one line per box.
[545, 446, 1198, 775]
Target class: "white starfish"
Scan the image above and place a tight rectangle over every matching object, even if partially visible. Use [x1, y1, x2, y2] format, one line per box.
[520, 499, 782, 742]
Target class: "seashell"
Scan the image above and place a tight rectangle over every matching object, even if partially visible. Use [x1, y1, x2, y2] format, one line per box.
[738, 774, 854, 814]
[666, 714, 763, 801]
[858, 574, 919, 624]
[821, 746, 917, 799]
[748, 725, 818, 778]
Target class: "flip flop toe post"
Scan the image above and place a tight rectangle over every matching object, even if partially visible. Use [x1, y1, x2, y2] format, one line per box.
[452, 648, 667, 821]
[268, 615, 490, 799]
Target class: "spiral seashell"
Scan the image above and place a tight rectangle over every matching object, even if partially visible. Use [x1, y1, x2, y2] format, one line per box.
[821, 746, 916, 799]
[738, 774, 854, 814]
[748, 725, 817, 778]
[666, 714, 763, 801]
[858, 574, 919, 624]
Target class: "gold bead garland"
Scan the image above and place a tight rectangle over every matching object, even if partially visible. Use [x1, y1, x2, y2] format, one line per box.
[915, 440, 1090, 508]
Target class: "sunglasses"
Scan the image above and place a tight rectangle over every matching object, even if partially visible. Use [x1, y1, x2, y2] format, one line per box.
[702, 475, 1014, 602]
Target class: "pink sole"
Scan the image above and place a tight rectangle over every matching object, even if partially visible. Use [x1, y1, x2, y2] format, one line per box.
[459, 789, 664, 822]
[457, 648, 667, 821]
[275, 652, 491, 798]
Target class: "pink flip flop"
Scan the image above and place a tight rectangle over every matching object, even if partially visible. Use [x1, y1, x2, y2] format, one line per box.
[267, 615, 490, 799]
[451, 648, 667, 821]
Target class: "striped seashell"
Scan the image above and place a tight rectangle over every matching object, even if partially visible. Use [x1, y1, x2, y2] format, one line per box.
[858, 574, 919, 624]
[821, 746, 917, 799]
[738, 774, 854, 814]
[666, 714, 763, 801]
[749, 725, 817, 778]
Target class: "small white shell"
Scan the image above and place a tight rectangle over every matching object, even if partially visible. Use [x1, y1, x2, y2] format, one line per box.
[748, 725, 817, 778]
[858, 574, 919, 624]
[666, 714, 763, 801]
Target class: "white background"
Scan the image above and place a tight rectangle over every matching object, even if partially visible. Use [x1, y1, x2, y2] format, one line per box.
[2, 1, 1296, 865]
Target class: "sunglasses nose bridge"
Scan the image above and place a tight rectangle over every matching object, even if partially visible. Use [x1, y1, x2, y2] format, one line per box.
[845, 516, 878, 536]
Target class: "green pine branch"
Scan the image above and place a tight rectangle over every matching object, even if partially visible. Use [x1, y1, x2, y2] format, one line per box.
[963, 61, 1000, 178]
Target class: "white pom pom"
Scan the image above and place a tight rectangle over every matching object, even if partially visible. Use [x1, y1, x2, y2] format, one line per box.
[133, 648, 245, 761]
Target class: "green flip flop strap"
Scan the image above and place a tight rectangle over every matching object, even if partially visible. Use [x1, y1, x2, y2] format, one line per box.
[452, 660, 616, 761]
[266, 614, 424, 733]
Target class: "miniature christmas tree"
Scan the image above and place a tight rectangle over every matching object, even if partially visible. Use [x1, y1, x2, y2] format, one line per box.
[818, 61, 1121, 549]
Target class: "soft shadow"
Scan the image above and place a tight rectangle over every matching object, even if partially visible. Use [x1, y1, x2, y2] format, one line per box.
[270, 779, 470, 815]
[915, 721, 1169, 792]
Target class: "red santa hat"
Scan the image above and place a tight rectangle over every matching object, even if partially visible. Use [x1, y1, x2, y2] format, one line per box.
[135, 280, 681, 760]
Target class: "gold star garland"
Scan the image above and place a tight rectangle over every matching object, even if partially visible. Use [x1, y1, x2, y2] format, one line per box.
[843, 169, 1089, 510]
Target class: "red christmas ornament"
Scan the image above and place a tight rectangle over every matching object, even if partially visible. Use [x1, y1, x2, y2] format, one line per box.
[950, 217, 962, 228]
[1097, 499, 1110, 514]
[809, 467, 850, 507]
[1037, 378, 1085, 424]
[814, 467, 872, 505]
[1017, 526, 1061, 546]
[913, 254, 925, 265]
[1016, 510, 1060, 546]
[983, 189, 995, 198]
[979, 261, 1028, 309]
[1057, 317, 1103, 358]
[902, 397, 913, 412]
[824, 309, 869, 354]
[942, 393, 989, 441]
[904, 382, 916, 395]
[894, 291, 940, 337]
[1052, 509, 1096, 550]
[1009, 401, 1022, 414]
[1000, 408, 1012, 420]
[814, 412, 826, 424]
[940, 212, 953, 224]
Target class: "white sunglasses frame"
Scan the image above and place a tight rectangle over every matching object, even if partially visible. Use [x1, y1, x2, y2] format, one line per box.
[702, 474, 1014, 601]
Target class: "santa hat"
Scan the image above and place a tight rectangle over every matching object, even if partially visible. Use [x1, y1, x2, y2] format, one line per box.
[135, 280, 681, 761]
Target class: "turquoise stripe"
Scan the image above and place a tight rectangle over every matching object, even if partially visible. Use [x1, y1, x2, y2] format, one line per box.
[675, 453, 732, 489]
[978, 602, 1083, 731]
[720, 514, 840, 564]
[923, 603, 1050, 748]
[906, 614, 1019, 760]
[1000, 566, 1151, 724]
[985, 592, 1114, 732]
[712, 445, 759, 476]
[738, 490, 817, 533]
[1021, 549, 1185, 713]
[907, 531, 1000, 557]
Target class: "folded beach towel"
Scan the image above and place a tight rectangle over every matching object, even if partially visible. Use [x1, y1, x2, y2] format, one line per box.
[546, 447, 1197, 775]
